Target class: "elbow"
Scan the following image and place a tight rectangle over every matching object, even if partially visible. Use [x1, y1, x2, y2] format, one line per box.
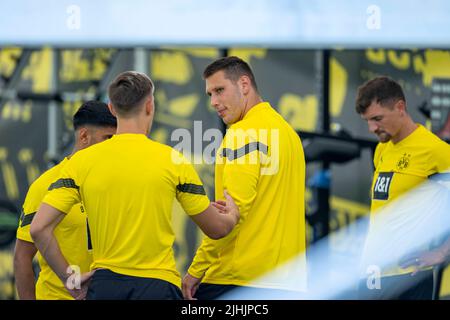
[208, 232, 226, 240]
[212, 213, 240, 239]
[208, 223, 234, 240]
[29, 223, 43, 243]
[208, 231, 225, 240]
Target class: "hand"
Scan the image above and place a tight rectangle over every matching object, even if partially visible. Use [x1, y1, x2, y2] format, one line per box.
[212, 200, 226, 213]
[65, 270, 95, 300]
[400, 249, 447, 276]
[213, 190, 239, 223]
[182, 273, 202, 300]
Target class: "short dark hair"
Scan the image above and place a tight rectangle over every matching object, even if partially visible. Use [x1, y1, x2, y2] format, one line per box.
[108, 71, 154, 116]
[73, 100, 117, 130]
[203, 56, 258, 91]
[356, 76, 406, 114]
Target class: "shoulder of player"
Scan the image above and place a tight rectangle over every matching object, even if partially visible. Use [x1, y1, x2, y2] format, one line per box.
[149, 139, 180, 156]
[67, 139, 114, 162]
[416, 126, 450, 152]
[29, 161, 66, 191]
[374, 141, 388, 155]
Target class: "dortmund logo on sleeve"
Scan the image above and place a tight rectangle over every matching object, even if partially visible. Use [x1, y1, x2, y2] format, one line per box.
[396, 153, 411, 171]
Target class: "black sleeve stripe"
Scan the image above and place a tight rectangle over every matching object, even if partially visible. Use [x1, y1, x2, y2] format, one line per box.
[177, 183, 206, 195]
[221, 142, 268, 161]
[86, 219, 92, 250]
[48, 178, 79, 191]
[20, 212, 36, 227]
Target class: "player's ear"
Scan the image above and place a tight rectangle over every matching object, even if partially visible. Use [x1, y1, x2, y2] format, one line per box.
[238, 75, 252, 95]
[395, 100, 406, 115]
[145, 96, 154, 116]
[108, 103, 117, 117]
[77, 127, 89, 147]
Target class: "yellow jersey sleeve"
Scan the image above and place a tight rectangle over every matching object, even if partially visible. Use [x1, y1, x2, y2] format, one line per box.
[187, 236, 220, 278]
[175, 155, 210, 216]
[16, 174, 50, 243]
[16, 212, 33, 243]
[42, 159, 81, 214]
[432, 141, 450, 173]
[188, 225, 243, 278]
[219, 127, 261, 219]
[188, 128, 263, 278]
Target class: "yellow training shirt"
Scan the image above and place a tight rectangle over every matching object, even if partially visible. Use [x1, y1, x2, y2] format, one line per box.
[366, 124, 450, 276]
[42, 134, 210, 288]
[188, 102, 307, 291]
[17, 158, 92, 300]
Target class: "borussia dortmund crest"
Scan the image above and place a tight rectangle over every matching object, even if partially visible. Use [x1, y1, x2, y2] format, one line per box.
[396, 153, 411, 170]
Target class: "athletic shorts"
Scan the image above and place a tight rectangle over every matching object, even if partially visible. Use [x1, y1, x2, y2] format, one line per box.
[86, 269, 183, 300]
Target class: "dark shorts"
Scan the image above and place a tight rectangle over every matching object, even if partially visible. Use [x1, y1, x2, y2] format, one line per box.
[195, 283, 304, 300]
[358, 270, 434, 300]
[87, 269, 183, 300]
